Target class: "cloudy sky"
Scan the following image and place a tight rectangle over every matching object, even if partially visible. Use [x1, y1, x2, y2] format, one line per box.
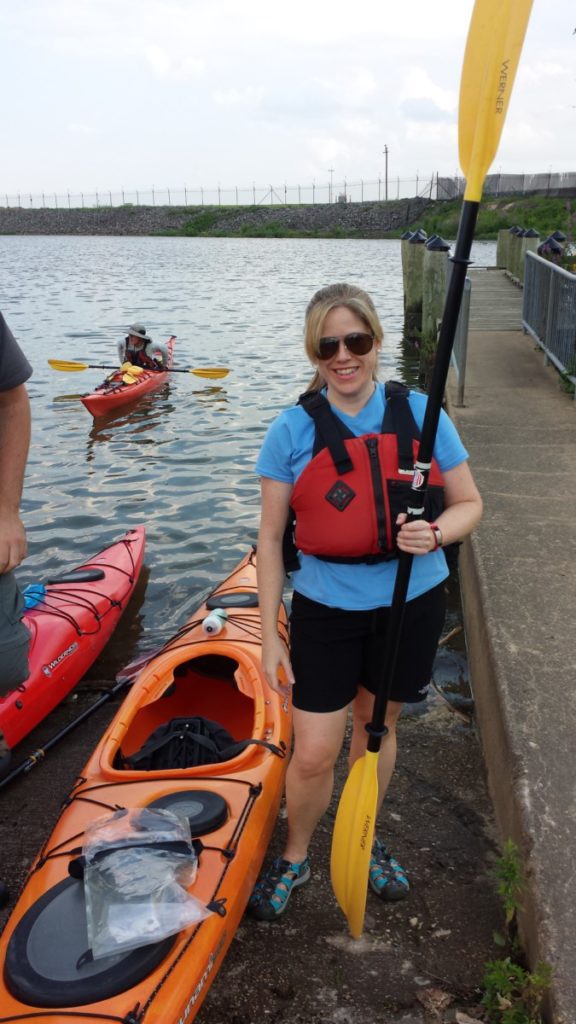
[1, 0, 574, 200]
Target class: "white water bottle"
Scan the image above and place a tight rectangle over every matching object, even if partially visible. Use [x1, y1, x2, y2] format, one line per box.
[202, 608, 228, 635]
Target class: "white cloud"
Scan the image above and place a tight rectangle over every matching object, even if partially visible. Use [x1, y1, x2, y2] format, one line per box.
[399, 68, 456, 115]
[0, 0, 574, 192]
[213, 87, 264, 110]
[67, 123, 98, 136]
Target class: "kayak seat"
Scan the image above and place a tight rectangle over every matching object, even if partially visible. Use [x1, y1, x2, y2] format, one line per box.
[115, 716, 285, 773]
[118, 717, 241, 771]
[4, 876, 175, 1008]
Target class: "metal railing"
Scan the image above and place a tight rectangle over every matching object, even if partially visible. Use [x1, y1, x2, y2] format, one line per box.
[449, 277, 472, 407]
[522, 252, 576, 397]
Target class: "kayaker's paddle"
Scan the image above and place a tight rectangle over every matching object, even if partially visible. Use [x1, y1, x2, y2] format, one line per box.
[330, 0, 533, 939]
[48, 359, 230, 380]
[0, 675, 132, 791]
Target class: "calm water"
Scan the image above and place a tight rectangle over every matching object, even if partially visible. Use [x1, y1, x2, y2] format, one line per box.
[0, 235, 495, 676]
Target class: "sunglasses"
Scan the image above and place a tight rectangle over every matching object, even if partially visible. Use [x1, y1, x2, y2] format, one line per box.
[317, 331, 375, 361]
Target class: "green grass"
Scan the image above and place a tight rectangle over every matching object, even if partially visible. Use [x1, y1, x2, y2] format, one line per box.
[412, 196, 575, 242]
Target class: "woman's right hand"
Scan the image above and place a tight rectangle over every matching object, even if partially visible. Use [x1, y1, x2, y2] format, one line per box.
[261, 634, 295, 697]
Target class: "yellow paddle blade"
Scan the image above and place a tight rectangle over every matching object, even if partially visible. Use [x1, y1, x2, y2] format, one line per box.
[48, 359, 90, 372]
[330, 750, 379, 938]
[190, 367, 230, 380]
[120, 362, 144, 376]
[459, 0, 533, 201]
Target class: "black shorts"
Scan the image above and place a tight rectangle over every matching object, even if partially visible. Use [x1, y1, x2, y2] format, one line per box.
[289, 584, 446, 713]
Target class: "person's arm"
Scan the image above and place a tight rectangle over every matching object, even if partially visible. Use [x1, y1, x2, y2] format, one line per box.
[117, 338, 127, 364]
[396, 460, 482, 556]
[149, 340, 169, 367]
[0, 383, 31, 573]
[257, 477, 295, 695]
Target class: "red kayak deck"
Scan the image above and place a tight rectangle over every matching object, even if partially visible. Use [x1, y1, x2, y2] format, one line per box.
[81, 337, 175, 417]
[0, 526, 146, 750]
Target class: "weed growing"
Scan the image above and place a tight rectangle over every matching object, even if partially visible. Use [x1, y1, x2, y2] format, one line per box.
[482, 840, 551, 1024]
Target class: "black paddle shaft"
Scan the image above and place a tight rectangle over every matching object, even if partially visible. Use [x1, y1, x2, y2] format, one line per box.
[367, 200, 480, 754]
[86, 363, 189, 373]
[0, 677, 131, 791]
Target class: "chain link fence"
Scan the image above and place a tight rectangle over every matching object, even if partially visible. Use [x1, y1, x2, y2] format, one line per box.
[438, 171, 576, 200]
[1, 175, 440, 210]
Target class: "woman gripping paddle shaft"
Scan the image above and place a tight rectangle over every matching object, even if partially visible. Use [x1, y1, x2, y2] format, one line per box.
[247, 282, 482, 923]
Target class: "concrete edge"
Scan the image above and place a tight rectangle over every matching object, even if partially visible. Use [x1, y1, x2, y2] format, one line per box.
[446, 384, 563, 1024]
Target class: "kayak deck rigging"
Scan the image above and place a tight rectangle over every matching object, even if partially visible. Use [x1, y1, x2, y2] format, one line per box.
[26, 542, 141, 637]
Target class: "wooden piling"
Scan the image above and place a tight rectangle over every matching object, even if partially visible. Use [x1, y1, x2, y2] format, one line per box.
[422, 247, 449, 350]
[519, 231, 540, 284]
[404, 233, 426, 337]
[496, 229, 509, 269]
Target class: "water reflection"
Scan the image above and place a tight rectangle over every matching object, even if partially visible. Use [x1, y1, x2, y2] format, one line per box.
[190, 385, 229, 406]
[52, 394, 85, 404]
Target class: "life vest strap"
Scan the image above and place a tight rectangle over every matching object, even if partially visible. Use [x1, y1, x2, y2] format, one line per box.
[298, 391, 354, 473]
[383, 381, 420, 472]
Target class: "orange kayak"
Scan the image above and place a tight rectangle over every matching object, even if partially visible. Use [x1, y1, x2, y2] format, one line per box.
[0, 548, 291, 1023]
[81, 336, 176, 417]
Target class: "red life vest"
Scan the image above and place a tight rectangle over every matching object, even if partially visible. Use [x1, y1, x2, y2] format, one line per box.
[285, 382, 445, 566]
[128, 346, 162, 371]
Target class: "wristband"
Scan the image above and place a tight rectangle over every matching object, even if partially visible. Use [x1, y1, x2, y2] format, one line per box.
[429, 523, 443, 550]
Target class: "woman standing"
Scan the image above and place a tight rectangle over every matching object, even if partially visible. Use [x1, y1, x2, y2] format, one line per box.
[248, 282, 482, 922]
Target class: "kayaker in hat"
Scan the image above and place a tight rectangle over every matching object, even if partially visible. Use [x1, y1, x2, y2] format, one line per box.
[247, 282, 483, 922]
[117, 324, 169, 371]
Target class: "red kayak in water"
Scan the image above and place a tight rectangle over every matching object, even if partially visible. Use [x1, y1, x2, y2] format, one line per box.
[81, 338, 175, 417]
[0, 526, 146, 752]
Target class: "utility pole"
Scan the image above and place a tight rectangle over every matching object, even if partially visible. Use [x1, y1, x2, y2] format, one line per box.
[383, 145, 388, 201]
[328, 168, 334, 204]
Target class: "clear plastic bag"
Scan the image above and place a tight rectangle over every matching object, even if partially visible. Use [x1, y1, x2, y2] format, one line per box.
[83, 806, 212, 959]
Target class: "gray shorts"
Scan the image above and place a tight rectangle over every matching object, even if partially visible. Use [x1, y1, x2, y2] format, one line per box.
[0, 572, 31, 692]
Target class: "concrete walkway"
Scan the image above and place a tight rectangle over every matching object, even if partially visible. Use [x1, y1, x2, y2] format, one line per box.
[446, 269, 576, 1024]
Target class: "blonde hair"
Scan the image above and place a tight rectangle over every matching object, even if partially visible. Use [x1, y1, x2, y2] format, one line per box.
[303, 283, 384, 393]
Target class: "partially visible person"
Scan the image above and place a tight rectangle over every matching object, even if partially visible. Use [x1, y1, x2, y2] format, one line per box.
[247, 282, 482, 923]
[0, 313, 32, 797]
[117, 324, 169, 370]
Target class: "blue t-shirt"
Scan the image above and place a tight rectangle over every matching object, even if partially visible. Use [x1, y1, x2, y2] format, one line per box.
[256, 382, 468, 609]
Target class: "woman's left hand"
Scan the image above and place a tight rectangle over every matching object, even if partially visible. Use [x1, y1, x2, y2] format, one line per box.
[395, 513, 438, 556]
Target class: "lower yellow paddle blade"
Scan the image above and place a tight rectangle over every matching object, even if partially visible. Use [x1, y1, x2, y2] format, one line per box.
[330, 750, 379, 938]
[190, 367, 229, 380]
[48, 359, 90, 372]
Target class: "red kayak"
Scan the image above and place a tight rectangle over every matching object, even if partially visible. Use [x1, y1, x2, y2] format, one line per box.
[81, 338, 175, 417]
[0, 527, 146, 751]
